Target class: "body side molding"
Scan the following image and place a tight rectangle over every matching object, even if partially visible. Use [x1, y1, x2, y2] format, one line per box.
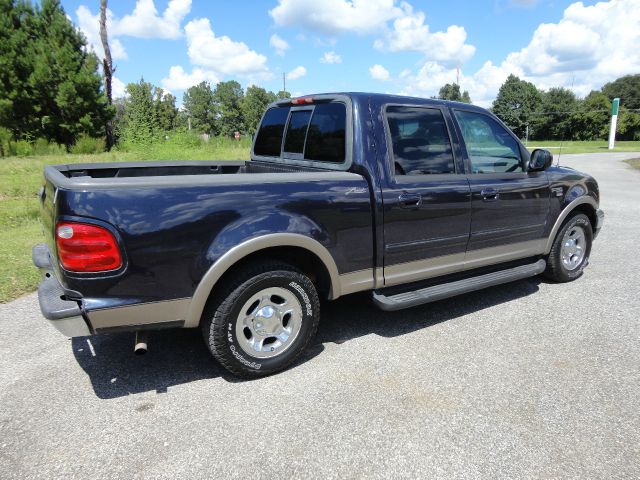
[544, 196, 598, 254]
[185, 233, 345, 327]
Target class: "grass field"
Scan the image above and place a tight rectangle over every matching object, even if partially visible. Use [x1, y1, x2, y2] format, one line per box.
[0, 138, 638, 303]
[625, 158, 640, 169]
[524, 140, 639, 155]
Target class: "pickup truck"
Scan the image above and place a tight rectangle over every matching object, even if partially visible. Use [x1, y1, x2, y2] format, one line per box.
[34, 93, 604, 377]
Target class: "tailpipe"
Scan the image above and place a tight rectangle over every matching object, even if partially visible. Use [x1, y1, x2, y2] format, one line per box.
[134, 331, 148, 355]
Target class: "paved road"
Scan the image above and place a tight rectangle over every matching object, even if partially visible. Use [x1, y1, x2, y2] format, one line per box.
[1, 152, 639, 479]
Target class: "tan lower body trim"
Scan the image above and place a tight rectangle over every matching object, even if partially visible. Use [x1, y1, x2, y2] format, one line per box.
[383, 239, 545, 288]
[337, 269, 375, 297]
[87, 298, 191, 330]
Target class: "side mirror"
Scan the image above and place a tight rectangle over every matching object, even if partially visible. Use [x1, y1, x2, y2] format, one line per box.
[528, 149, 553, 172]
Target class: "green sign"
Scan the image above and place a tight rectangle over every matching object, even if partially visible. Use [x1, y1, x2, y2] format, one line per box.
[612, 97, 620, 116]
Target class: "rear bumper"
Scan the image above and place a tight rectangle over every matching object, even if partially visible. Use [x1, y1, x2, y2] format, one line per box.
[33, 244, 92, 337]
[594, 209, 604, 239]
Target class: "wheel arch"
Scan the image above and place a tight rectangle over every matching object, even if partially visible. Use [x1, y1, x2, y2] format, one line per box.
[185, 234, 341, 327]
[544, 196, 598, 254]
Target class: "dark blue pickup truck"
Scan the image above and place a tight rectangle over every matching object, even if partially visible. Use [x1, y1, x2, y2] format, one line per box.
[34, 93, 603, 377]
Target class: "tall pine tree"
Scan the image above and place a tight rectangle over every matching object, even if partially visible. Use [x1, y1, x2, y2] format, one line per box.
[0, 0, 110, 146]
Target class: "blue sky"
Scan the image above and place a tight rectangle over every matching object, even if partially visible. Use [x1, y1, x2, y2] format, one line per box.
[63, 0, 640, 106]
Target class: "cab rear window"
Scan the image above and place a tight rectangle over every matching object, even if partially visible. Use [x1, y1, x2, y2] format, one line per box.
[253, 106, 291, 157]
[253, 102, 346, 164]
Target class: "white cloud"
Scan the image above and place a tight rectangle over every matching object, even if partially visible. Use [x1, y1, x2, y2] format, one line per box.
[116, 0, 191, 39]
[269, 0, 402, 35]
[270, 34, 290, 56]
[160, 65, 220, 91]
[112, 76, 126, 98]
[369, 64, 390, 81]
[320, 51, 342, 64]
[184, 18, 269, 78]
[76, 6, 128, 60]
[396, 0, 640, 107]
[374, 3, 475, 68]
[287, 66, 307, 80]
[75, 0, 191, 60]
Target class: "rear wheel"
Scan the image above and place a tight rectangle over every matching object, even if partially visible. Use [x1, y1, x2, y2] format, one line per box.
[201, 261, 320, 378]
[545, 213, 593, 282]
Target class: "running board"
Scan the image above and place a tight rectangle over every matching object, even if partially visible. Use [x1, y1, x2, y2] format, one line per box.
[373, 259, 546, 311]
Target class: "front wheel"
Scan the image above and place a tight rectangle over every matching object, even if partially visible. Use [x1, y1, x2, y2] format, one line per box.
[545, 213, 593, 282]
[202, 261, 320, 378]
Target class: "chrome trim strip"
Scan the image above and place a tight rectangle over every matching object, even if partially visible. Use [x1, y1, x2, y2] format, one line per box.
[185, 233, 342, 327]
[544, 196, 598, 254]
[87, 298, 191, 330]
[385, 234, 469, 253]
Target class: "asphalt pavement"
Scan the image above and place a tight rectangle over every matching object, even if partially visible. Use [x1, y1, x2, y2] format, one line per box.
[1, 152, 639, 479]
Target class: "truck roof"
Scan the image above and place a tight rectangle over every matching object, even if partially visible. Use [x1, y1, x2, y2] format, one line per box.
[281, 92, 488, 113]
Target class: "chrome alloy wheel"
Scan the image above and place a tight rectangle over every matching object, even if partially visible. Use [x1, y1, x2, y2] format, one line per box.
[561, 224, 587, 271]
[236, 287, 303, 359]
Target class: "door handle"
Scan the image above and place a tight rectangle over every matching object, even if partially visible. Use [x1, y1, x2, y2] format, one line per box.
[481, 188, 499, 201]
[398, 192, 422, 209]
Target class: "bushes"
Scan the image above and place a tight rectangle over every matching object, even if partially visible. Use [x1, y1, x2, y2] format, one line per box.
[70, 135, 105, 154]
[0, 134, 104, 157]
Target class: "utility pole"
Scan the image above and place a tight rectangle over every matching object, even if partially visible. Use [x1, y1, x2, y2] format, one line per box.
[283, 72, 286, 94]
[608, 97, 620, 150]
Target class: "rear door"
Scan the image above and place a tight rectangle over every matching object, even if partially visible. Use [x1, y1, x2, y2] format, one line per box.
[452, 108, 550, 267]
[380, 104, 471, 286]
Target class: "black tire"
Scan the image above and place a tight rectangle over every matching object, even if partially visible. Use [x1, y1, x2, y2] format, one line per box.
[201, 260, 320, 378]
[545, 213, 593, 282]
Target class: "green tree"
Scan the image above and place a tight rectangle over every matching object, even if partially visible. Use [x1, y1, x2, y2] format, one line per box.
[531, 87, 578, 140]
[571, 91, 611, 140]
[183, 81, 217, 134]
[602, 74, 640, 110]
[0, 0, 110, 146]
[242, 86, 275, 134]
[0, 0, 37, 138]
[153, 88, 177, 131]
[277, 90, 291, 99]
[437, 83, 471, 103]
[491, 74, 542, 138]
[214, 80, 245, 136]
[120, 79, 156, 145]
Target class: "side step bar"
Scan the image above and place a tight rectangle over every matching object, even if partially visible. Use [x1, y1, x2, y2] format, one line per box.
[373, 259, 547, 311]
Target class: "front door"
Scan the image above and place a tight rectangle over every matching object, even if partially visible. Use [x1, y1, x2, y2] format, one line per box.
[452, 109, 550, 268]
[381, 105, 471, 286]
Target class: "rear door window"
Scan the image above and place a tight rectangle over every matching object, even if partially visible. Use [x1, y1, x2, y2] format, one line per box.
[386, 106, 456, 175]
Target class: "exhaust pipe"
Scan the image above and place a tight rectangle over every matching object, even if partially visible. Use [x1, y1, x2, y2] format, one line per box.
[134, 331, 148, 355]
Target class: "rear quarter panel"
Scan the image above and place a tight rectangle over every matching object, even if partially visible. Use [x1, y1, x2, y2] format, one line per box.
[51, 172, 373, 312]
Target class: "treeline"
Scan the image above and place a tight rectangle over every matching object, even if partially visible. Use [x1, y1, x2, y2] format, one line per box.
[1, 0, 638, 157]
[491, 74, 640, 141]
[114, 79, 290, 148]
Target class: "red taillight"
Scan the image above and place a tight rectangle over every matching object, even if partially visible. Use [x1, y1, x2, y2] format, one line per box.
[56, 222, 122, 272]
[291, 96, 314, 105]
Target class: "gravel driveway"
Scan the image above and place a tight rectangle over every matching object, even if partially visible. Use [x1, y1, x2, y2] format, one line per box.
[1, 152, 639, 479]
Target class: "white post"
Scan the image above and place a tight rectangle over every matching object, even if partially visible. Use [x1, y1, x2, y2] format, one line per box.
[608, 97, 619, 150]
